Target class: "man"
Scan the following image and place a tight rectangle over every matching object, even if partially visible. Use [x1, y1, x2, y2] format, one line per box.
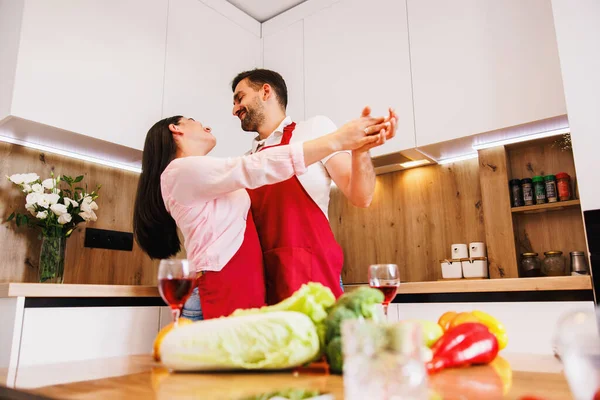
[231, 68, 396, 304]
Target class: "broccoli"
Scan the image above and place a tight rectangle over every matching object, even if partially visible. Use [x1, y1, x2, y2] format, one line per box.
[323, 287, 384, 374]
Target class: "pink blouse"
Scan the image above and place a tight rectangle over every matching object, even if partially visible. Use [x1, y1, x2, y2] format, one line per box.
[160, 142, 306, 272]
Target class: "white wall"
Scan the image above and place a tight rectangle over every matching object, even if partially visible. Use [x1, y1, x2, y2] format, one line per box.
[551, 0, 600, 212]
[0, 0, 24, 122]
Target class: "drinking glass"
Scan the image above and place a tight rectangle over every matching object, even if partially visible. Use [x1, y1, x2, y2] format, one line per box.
[369, 264, 400, 318]
[342, 319, 428, 400]
[157, 259, 195, 325]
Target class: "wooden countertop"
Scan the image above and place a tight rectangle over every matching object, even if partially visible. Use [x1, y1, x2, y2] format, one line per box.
[345, 275, 592, 294]
[7, 353, 574, 400]
[1, 275, 591, 299]
[0, 283, 159, 298]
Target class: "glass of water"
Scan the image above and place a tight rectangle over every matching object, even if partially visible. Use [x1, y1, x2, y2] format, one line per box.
[342, 319, 429, 400]
[553, 308, 600, 400]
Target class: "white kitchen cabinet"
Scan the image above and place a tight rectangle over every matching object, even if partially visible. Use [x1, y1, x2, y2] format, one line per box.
[408, 0, 567, 147]
[162, 0, 261, 158]
[551, 0, 600, 212]
[303, 0, 416, 156]
[263, 20, 305, 122]
[9, 0, 168, 151]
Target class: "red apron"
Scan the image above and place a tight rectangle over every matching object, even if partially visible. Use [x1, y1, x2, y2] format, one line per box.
[196, 210, 266, 319]
[247, 122, 344, 305]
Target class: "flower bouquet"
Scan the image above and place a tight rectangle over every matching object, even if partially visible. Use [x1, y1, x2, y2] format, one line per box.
[5, 172, 101, 283]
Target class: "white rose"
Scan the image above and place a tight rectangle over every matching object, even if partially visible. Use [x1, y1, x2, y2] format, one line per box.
[41, 178, 55, 190]
[31, 183, 43, 193]
[50, 203, 68, 216]
[22, 173, 39, 184]
[22, 184, 32, 193]
[79, 210, 97, 222]
[9, 174, 25, 184]
[58, 213, 72, 225]
[89, 201, 98, 211]
[36, 211, 48, 220]
[45, 193, 60, 205]
[63, 197, 78, 208]
[26, 193, 43, 206]
[37, 197, 49, 208]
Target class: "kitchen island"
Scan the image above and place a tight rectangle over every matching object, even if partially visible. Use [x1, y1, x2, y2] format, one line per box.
[0, 353, 574, 399]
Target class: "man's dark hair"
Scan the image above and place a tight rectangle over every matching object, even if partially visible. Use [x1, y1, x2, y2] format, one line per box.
[231, 69, 288, 110]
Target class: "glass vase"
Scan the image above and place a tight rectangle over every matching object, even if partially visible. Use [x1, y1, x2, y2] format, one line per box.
[39, 236, 66, 283]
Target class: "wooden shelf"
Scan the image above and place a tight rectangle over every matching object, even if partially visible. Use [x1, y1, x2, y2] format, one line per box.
[0, 283, 159, 298]
[511, 200, 581, 214]
[344, 275, 592, 295]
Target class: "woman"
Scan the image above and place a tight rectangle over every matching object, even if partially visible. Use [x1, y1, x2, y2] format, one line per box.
[133, 111, 394, 320]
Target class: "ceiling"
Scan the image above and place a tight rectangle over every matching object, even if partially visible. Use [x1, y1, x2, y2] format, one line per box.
[226, 0, 308, 22]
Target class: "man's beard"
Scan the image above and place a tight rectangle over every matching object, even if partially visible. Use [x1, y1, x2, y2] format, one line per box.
[240, 101, 265, 132]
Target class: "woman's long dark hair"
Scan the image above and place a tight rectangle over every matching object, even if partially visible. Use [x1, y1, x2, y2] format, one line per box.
[133, 116, 183, 259]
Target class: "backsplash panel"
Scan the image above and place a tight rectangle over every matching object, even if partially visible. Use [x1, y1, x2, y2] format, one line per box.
[329, 159, 486, 284]
[0, 142, 165, 284]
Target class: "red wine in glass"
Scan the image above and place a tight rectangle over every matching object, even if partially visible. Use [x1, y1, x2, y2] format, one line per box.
[368, 264, 400, 319]
[158, 259, 193, 325]
[158, 278, 195, 310]
[372, 285, 399, 305]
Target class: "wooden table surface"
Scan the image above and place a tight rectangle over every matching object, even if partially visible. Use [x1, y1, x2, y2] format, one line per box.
[6, 353, 573, 400]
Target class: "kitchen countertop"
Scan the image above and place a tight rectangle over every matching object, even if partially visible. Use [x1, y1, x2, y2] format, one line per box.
[1, 353, 575, 399]
[1, 275, 591, 299]
[0, 283, 159, 298]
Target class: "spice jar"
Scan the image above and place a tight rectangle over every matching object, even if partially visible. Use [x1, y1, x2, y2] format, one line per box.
[556, 172, 572, 201]
[532, 176, 546, 204]
[544, 175, 558, 203]
[542, 251, 566, 276]
[521, 178, 534, 206]
[520, 253, 541, 277]
[509, 179, 524, 207]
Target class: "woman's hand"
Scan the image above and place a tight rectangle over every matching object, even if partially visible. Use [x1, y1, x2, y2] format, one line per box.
[331, 106, 396, 151]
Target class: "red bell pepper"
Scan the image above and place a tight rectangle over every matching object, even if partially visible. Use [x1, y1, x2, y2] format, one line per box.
[426, 322, 499, 374]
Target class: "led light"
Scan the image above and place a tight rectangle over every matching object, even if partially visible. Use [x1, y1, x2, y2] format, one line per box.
[437, 153, 479, 165]
[399, 159, 430, 169]
[472, 127, 570, 150]
[0, 135, 142, 173]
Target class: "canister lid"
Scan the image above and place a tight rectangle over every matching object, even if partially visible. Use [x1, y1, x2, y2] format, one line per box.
[570, 251, 585, 256]
[509, 179, 521, 185]
[521, 178, 533, 184]
[544, 251, 563, 256]
[522, 252, 539, 257]
[532, 176, 544, 183]
[544, 175, 556, 181]
[555, 172, 570, 180]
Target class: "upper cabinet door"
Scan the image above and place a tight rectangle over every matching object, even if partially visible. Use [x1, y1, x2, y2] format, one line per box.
[304, 0, 416, 156]
[162, 0, 261, 159]
[11, 0, 168, 150]
[263, 20, 305, 122]
[408, 0, 567, 147]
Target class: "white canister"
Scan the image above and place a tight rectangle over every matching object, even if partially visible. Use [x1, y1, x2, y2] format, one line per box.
[451, 244, 469, 259]
[462, 258, 489, 278]
[441, 260, 463, 279]
[469, 242, 487, 258]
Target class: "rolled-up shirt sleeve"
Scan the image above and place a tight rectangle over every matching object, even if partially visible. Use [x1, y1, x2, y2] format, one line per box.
[161, 142, 306, 206]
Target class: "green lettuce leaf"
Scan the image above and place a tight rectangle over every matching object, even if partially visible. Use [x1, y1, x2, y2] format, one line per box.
[161, 311, 319, 371]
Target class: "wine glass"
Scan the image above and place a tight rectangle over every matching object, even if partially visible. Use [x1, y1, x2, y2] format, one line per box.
[158, 259, 195, 325]
[368, 264, 400, 318]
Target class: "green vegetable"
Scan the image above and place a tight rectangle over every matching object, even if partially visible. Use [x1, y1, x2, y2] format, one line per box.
[242, 388, 323, 400]
[233, 282, 336, 356]
[323, 287, 384, 374]
[160, 311, 319, 371]
[400, 319, 444, 348]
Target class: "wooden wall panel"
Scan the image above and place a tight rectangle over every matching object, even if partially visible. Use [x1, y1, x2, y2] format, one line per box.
[478, 147, 520, 278]
[0, 142, 186, 285]
[329, 159, 485, 284]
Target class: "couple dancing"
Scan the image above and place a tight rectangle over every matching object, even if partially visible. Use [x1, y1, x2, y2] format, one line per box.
[133, 69, 397, 320]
